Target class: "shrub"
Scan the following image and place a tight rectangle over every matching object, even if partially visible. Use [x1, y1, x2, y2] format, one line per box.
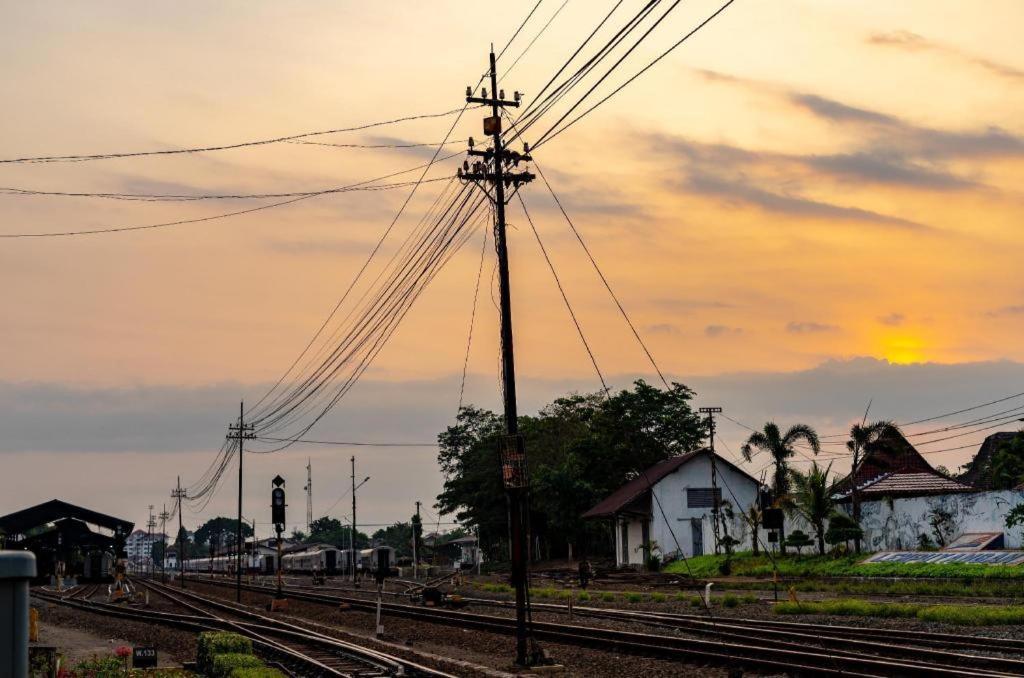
[650, 592, 666, 603]
[741, 594, 759, 605]
[198, 632, 254, 673]
[625, 592, 643, 603]
[722, 594, 739, 608]
[784, 530, 814, 554]
[211, 653, 264, 678]
[689, 595, 703, 607]
[576, 591, 590, 603]
[601, 592, 616, 603]
[73, 655, 123, 673]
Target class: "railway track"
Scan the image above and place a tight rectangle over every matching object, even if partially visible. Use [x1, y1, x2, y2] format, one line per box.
[189, 575, 1024, 677]
[32, 581, 454, 677]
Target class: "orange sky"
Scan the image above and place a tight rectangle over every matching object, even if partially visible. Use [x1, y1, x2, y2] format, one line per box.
[1, 1, 1022, 528]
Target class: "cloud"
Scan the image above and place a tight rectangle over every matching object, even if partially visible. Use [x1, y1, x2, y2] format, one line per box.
[705, 324, 742, 337]
[651, 298, 734, 313]
[878, 313, 906, 326]
[804, 152, 973, 190]
[786, 321, 839, 334]
[867, 31, 1024, 82]
[789, 93, 898, 126]
[685, 171, 930, 231]
[646, 323, 682, 336]
[987, 305, 1024, 317]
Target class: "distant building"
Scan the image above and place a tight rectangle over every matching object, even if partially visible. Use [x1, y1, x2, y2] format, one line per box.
[125, 529, 168, 567]
[583, 449, 762, 567]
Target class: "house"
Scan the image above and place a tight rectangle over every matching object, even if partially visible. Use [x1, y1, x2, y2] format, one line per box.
[583, 449, 762, 567]
[830, 429, 1024, 550]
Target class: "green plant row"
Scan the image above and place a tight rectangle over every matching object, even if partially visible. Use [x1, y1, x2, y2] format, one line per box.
[663, 553, 1024, 580]
[775, 599, 1024, 625]
[197, 631, 285, 678]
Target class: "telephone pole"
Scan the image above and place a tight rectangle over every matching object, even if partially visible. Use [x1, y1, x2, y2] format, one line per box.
[146, 506, 155, 576]
[159, 504, 170, 583]
[228, 401, 255, 602]
[459, 49, 536, 667]
[699, 407, 724, 555]
[352, 456, 356, 585]
[304, 458, 313, 534]
[171, 477, 188, 588]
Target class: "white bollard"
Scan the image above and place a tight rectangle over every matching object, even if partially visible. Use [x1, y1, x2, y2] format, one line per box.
[704, 582, 713, 608]
[1, 552, 37, 678]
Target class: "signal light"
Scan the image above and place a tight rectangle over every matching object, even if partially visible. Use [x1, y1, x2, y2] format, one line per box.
[465, 86, 472, 97]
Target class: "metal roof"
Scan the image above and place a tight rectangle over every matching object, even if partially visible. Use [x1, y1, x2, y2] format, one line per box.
[0, 499, 133, 536]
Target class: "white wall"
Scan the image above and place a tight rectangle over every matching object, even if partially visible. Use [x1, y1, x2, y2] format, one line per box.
[857, 490, 1024, 550]
[647, 454, 761, 561]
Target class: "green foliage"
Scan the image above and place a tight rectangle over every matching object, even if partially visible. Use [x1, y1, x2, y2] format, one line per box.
[775, 599, 1024, 626]
[650, 592, 666, 603]
[663, 552, 1024, 579]
[437, 381, 705, 558]
[211, 653, 264, 678]
[824, 512, 863, 549]
[722, 594, 739, 608]
[1006, 504, 1024, 530]
[689, 595, 703, 607]
[740, 594, 759, 605]
[600, 591, 616, 603]
[784, 530, 814, 554]
[790, 462, 834, 554]
[306, 516, 369, 549]
[72, 654, 124, 673]
[741, 422, 820, 502]
[624, 592, 643, 603]
[194, 517, 253, 549]
[576, 591, 590, 602]
[230, 669, 287, 678]
[371, 522, 414, 558]
[197, 632, 253, 674]
[989, 433, 1024, 489]
[479, 582, 513, 594]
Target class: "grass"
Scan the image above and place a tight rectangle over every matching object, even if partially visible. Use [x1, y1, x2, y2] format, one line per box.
[624, 592, 643, 603]
[479, 583, 513, 594]
[721, 578, 1024, 599]
[663, 552, 1024, 580]
[722, 594, 739, 608]
[740, 594, 759, 605]
[774, 599, 1024, 626]
[600, 592, 616, 603]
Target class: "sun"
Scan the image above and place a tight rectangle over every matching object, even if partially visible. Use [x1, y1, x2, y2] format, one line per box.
[879, 334, 927, 364]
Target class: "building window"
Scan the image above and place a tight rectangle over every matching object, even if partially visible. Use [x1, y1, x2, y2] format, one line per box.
[686, 488, 722, 508]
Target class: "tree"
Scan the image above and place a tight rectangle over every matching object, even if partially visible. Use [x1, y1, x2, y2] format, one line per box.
[151, 541, 165, 567]
[372, 522, 414, 558]
[825, 512, 863, 553]
[307, 516, 369, 549]
[790, 462, 834, 556]
[436, 380, 705, 562]
[290, 528, 307, 542]
[990, 433, 1024, 489]
[846, 420, 901, 553]
[740, 422, 820, 554]
[746, 505, 761, 556]
[784, 530, 813, 555]
[193, 517, 252, 550]
[927, 506, 956, 547]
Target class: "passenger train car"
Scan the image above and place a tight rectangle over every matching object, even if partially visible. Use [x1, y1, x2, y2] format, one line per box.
[281, 547, 340, 575]
[182, 546, 396, 577]
[181, 554, 275, 575]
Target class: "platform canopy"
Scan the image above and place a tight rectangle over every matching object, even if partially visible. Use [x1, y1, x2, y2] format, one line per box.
[0, 499, 133, 541]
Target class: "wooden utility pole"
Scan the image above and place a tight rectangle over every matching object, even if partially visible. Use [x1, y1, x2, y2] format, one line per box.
[351, 456, 356, 583]
[159, 504, 170, 583]
[305, 458, 313, 535]
[700, 407, 723, 554]
[171, 477, 188, 587]
[413, 501, 421, 579]
[228, 401, 255, 602]
[459, 49, 536, 667]
[146, 506, 155, 577]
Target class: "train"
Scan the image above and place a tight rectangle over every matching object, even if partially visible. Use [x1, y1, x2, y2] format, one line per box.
[181, 554, 276, 575]
[180, 546, 396, 577]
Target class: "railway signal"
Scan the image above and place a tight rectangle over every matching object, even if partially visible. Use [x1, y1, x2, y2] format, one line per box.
[271, 475, 287, 609]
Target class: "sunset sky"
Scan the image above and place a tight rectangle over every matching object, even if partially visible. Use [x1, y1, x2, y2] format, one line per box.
[2, 1, 1022, 533]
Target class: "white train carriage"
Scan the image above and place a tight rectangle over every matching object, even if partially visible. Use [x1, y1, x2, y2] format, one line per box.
[281, 548, 341, 575]
[358, 546, 395, 574]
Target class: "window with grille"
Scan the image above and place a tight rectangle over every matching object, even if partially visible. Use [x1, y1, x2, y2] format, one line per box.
[686, 487, 722, 508]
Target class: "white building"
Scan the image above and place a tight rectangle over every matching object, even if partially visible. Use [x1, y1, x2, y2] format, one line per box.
[583, 449, 762, 567]
[125, 529, 167, 566]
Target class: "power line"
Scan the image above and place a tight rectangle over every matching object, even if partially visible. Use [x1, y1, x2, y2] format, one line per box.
[0, 107, 473, 164]
[459, 221, 490, 412]
[518, 192, 607, 392]
[0, 154, 462, 238]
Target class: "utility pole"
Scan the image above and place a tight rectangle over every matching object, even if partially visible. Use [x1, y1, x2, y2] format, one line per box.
[304, 458, 313, 535]
[171, 477, 188, 588]
[699, 407, 724, 555]
[459, 49, 536, 667]
[159, 504, 170, 583]
[146, 506, 156, 577]
[413, 501, 421, 580]
[228, 400, 255, 603]
[351, 456, 356, 583]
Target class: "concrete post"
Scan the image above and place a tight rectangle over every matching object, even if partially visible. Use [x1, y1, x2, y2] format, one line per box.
[1, 551, 37, 678]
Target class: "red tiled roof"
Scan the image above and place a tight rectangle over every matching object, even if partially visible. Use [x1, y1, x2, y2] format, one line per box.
[582, 449, 758, 519]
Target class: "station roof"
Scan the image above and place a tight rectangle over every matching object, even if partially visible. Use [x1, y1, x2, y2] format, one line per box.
[582, 449, 759, 519]
[0, 499, 134, 537]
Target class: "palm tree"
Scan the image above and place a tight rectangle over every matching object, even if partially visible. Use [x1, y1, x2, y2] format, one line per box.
[791, 462, 834, 556]
[846, 420, 901, 553]
[741, 422, 820, 554]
